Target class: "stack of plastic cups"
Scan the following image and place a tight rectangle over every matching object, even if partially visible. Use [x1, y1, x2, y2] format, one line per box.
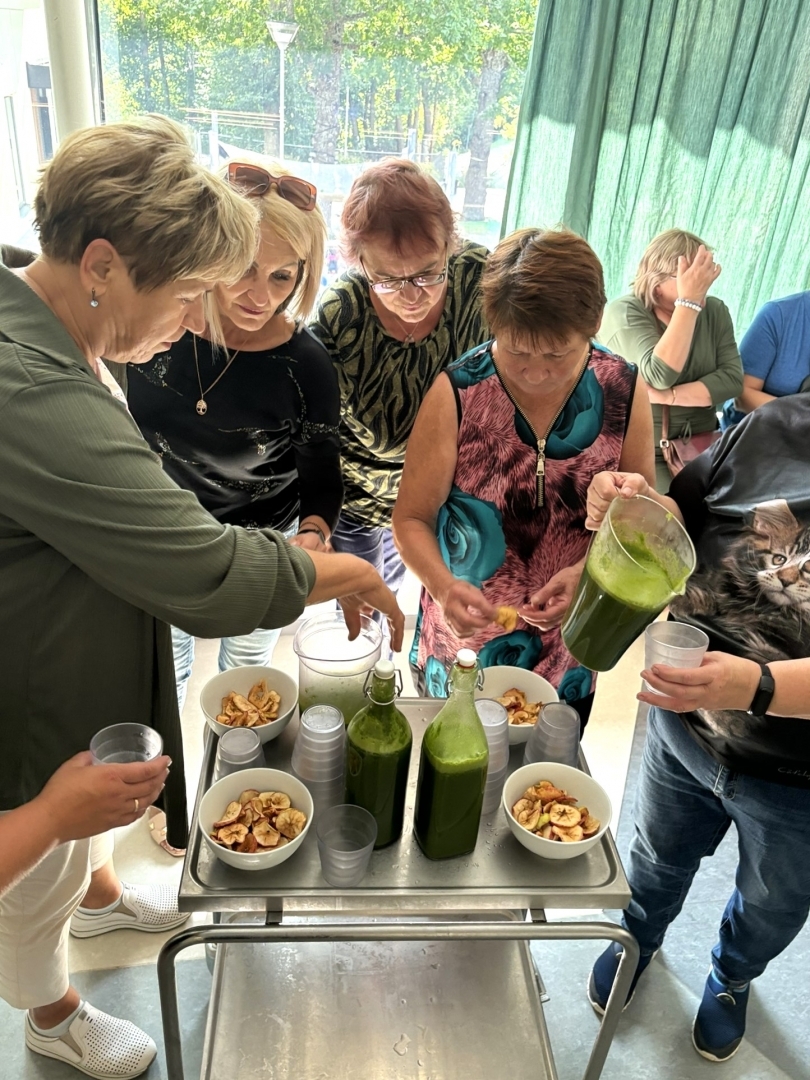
[476, 698, 510, 815]
[215, 727, 264, 780]
[291, 705, 346, 807]
[523, 702, 581, 769]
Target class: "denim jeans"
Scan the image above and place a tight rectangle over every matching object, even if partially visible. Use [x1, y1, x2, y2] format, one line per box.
[171, 625, 282, 712]
[621, 706, 810, 987]
[330, 514, 407, 655]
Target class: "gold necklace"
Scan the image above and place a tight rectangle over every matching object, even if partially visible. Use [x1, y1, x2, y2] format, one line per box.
[392, 307, 437, 345]
[192, 335, 241, 416]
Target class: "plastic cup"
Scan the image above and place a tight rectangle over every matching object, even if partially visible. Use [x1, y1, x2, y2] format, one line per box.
[481, 763, 509, 815]
[523, 703, 580, 768]
[475, 698, 509, 774]
[291, 705, 346, 782]
[644, 622, 709, 694]
[215, 727, 264, 778]
[90, 723, 163, 765]
[316, 804, 377, 886]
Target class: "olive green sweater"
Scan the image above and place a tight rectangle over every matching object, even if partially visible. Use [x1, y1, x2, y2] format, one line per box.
[599, 294, 743, 441]
[0, 265, 316, 846]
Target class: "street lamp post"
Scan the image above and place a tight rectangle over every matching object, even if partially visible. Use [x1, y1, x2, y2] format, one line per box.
[266, 20, 299, 161]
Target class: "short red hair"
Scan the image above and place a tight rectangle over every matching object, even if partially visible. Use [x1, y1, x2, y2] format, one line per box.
[340, 158, 459, 264]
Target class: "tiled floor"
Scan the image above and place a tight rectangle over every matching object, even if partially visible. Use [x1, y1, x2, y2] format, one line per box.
[3, 593, 807, 1079]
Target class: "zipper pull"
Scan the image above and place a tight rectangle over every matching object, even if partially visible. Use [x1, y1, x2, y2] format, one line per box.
[536, 439, 546, 508]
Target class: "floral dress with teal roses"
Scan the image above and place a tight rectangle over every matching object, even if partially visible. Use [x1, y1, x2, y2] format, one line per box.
[410, 341, 638, 718]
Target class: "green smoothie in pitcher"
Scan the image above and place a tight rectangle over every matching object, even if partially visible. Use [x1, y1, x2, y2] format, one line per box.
[562, 495, 695, 672]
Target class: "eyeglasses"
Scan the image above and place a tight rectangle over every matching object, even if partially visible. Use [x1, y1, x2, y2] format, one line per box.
[226, 162, 317, 211]
[361, 251, 448, 294]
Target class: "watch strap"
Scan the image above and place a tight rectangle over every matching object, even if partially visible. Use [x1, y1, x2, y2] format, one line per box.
[297, 525, 327, 545]
[747, 662, 775, 716]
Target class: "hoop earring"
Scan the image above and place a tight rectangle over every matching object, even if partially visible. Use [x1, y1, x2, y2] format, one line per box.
[90, 289, 99, 308]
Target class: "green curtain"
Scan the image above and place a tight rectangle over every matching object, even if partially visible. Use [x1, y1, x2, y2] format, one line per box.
[503, 0, 810, 333]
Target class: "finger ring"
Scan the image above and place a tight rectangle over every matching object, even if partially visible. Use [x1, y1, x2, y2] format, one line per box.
[133, 797, 139, 813]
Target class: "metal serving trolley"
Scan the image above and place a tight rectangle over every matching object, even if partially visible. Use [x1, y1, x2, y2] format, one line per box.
[158, 699, 638, 1080]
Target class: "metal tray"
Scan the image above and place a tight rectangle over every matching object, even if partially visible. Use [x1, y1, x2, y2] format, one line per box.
[179, 699, 630, 915]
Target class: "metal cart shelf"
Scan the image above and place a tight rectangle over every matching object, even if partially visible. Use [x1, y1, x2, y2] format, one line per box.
[159, 699, 638, 1080]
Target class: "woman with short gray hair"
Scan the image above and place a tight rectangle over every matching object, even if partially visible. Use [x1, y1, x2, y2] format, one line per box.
[0, 114, 402, 1080]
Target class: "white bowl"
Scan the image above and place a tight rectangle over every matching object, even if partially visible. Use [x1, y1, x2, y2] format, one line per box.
[476, 666, 559, 745]
[501, 762, 612, 861]
[199, 767, 313, 871]
[200, 666, 298, 745]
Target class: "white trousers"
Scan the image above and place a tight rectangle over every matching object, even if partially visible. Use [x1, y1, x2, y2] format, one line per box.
[0, 831, 114, 1009]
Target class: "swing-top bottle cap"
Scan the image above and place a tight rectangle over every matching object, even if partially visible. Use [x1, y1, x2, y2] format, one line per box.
[456, 648, 477, 668]
[374, 659, 396, 679]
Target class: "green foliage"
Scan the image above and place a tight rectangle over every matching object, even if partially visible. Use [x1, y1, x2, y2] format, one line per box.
[99, 0, 535, 168]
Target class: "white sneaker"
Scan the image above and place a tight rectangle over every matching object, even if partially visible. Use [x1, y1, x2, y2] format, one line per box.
[70, 882, 189, 938]
[25, 1002, 156, 1079]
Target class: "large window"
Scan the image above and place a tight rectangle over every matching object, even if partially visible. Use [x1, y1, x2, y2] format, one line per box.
[0, 0, 53, 249]
[95, 1, 535, 260]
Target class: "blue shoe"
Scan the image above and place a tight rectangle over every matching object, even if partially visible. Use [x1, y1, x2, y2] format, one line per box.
[692, 970, 749, 1062]
[587, 941, 656, 1016]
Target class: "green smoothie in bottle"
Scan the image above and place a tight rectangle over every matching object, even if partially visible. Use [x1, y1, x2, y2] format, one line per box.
[413, 649, 489, 860]
[345, 660, 413, 848]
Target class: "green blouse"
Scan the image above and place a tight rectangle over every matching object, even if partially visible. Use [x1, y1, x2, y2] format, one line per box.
[599, 294, 744, 440]
[0, 265, 315, 847]
[311, 242, 489, 529]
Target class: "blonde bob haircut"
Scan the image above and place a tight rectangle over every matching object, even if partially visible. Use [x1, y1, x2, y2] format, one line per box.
[632, 228, 709, 310]
[217, 154, 326, 321]
[33, 115, 259, 291]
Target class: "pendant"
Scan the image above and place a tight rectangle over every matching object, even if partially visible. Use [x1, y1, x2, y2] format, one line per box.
[196, 399, 208, 416]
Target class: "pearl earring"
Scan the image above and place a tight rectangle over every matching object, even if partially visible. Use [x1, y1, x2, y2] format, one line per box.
[90, 289, 99, 308]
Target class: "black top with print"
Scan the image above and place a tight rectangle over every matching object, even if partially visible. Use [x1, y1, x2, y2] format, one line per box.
[127, 327, 343, 532]
[669, 394, 810, 787]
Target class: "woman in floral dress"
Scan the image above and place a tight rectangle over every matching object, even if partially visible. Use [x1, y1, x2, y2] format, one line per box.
[393, 228, 655, 724]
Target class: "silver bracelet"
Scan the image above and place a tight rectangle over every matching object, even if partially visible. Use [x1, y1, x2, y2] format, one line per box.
[674, 298, 702, 313]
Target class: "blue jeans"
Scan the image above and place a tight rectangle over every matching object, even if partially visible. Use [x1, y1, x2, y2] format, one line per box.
[171, 625, 282, 712]
[621, 706, 810, 987]
[330, 514, 407, 655]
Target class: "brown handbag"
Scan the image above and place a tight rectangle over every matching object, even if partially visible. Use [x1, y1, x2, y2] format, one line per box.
[659, 404, 722, 477]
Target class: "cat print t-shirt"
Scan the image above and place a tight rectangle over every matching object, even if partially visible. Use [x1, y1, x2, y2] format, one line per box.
[668, 394, 810, 788]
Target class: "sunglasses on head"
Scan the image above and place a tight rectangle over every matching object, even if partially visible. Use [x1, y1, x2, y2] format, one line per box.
[226, 162, 317, 212]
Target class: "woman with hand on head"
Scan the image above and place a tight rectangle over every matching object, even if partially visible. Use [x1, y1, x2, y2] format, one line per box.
[599, 229, 743, 491]
[393, 228, 654, 722]
[311, 158, 489, 610]
[127, 159, 343, 709]
[584, 393, 810, 1061]
[0, 116, 402, 1080]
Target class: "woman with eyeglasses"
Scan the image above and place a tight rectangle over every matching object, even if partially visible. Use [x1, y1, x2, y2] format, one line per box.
[127, 159, 344, 708]
[599, 229, 743, 491]
[311, 159, 489, 611]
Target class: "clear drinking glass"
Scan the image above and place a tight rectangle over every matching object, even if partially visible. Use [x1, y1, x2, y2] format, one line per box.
[90, 723, 163, 765]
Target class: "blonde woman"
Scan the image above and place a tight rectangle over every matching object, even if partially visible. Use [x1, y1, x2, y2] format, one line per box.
[599, 229, 743, 491]
[0, 122, 401, 1080]
[128, 159, 343, 708]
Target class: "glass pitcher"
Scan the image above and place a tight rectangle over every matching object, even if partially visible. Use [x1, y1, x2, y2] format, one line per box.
[561, 495, 696, 672]
[293, 612, 383, 723]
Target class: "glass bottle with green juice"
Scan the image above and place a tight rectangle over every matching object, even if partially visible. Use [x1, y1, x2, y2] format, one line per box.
[345, 660, 412, 848]
[413, 649, 489, 860]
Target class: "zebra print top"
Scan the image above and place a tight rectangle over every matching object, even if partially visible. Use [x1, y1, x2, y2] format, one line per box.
[310, 241, 489, 528]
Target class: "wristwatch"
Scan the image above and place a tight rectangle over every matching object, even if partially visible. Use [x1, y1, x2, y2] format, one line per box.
[746, 663, 775, 716]
[297, 524, 327, 545]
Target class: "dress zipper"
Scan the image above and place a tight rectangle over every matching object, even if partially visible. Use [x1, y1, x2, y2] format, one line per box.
[495, 351, 592, 508]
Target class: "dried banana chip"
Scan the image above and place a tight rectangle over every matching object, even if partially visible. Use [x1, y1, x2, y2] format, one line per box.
[213, 801, 243, 828]
[275, 808, 307, 839]
[253, 820, 281, 848]
[259, 791, 291, 811]
[495, 605, 519, 633]
[217, 823, 248, 846]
